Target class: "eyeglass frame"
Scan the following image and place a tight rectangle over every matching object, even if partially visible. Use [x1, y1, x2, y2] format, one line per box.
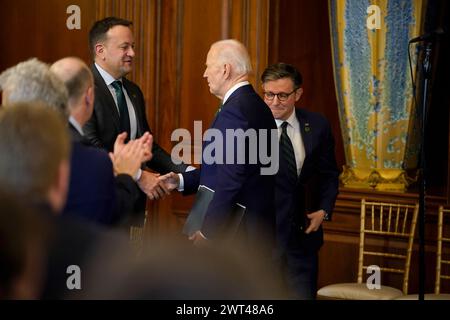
[263, 88, 299, 102]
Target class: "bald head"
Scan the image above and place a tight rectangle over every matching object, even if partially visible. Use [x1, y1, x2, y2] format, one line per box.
[50, 57, 94, 125]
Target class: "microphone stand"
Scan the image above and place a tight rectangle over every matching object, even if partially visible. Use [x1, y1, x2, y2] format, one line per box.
[418, 41, 432, 301]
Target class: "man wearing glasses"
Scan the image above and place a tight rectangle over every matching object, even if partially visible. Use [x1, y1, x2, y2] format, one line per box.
[261, 63, 339, 299]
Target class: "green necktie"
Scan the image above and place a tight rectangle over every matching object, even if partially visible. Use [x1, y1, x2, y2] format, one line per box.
[111, 80, 131, 138]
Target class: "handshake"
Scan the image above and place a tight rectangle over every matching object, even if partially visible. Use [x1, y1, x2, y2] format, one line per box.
[107, 131, 182, 201]
[137, 171, 180, 200]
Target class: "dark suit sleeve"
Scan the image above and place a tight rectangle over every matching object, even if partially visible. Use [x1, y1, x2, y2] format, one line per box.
[201, 108, 249, 238]
[317, 119, 339, 218]
[112, 174, 140, 224]
[181, 169, 201, 195]
[83, 106, 105, 149]
[147, 142, 188, 174]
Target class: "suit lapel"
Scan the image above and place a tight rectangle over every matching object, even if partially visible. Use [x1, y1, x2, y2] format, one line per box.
[92, 65, 121, 132]
[296, 109, 312, 181]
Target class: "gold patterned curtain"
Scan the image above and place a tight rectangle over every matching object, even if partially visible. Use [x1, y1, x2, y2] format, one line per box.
[329, 0, 424, 191]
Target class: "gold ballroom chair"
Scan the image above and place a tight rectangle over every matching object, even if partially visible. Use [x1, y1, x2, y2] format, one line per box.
[317, 199, 419, 300]
[396, 205, 450, 300]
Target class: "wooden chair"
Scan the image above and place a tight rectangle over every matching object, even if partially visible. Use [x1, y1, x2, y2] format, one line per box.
[317, 199, 419, 299]
[396, 205, 450, 300]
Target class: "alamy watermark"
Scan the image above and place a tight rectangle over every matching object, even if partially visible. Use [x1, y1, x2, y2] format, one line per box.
[366, 265, 381, 290]
[66, 264, 81, 290]
[367, 5, 381, 30]
[170, 121, 280, 175]
[66, 5, 81, 30]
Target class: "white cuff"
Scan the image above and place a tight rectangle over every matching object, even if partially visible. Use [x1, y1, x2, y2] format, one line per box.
[134, 168, 142, 182]
[186, 166, 196, 172]
[177, 173, 184, 192]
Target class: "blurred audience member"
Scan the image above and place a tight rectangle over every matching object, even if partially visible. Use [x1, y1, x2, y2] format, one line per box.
[0, 191, 48, 299]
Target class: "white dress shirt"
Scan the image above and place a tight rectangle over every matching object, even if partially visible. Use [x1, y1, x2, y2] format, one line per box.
[275, 109, 305, 177]
[95, 63, 138, 140]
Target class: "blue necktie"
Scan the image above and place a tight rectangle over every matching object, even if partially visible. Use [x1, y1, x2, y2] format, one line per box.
[111, 80, 131, 137]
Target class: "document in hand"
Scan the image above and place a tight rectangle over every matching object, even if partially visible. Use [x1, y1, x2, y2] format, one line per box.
[182, 185, 246, 237]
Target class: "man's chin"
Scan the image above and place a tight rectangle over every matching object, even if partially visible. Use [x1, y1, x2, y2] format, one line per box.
[120, 67, 132, 76]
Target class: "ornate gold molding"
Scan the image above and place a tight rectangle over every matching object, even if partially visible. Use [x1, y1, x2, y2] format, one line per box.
[340, 166, 418, 192]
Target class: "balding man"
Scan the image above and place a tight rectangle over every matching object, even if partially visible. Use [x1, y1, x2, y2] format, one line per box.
[0, 58, 147, 225]
[164, 40, 277, 255]
[50, 57, 151, 225]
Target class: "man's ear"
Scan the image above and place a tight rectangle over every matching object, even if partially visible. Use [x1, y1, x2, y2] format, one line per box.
[295, 88, 303, 102]
[95, 43, 106, 60]
[85, 86, 94, 107]
[223, 63, 231, 79]
[47, 159, 70, 214]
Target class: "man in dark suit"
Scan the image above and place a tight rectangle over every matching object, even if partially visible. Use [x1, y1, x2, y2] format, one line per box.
[163, 40, 277, 255]
[0, 58, 115, 225]
[50, 57, 151, 225]
[0, 57, 148, 226]
[261, 63, 339, 299]
[84, 17, 188, 207]
[0, 103, 128, 299]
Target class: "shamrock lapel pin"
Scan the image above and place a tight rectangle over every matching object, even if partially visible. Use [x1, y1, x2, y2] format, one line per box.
[304, 123, 311, 133]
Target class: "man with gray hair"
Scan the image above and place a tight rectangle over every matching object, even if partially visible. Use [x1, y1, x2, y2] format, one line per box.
[163, 40, 277, 257]
[0, 58, 68, 114]
[0, 58, 148, 225]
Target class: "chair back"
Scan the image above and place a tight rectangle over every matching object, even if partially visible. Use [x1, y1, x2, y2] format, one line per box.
[357, 199, 419, 294]
[435, 206, 450, 294]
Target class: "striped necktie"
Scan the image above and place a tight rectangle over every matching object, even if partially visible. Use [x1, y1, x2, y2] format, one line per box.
[280, 121, 298, 184]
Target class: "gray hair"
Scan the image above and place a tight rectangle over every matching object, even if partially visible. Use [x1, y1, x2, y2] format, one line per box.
[212, 39, 252, 77]
[0, 58, 68, 117]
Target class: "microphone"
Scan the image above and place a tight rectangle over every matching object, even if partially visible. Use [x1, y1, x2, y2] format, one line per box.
[409, 28, 445, 43]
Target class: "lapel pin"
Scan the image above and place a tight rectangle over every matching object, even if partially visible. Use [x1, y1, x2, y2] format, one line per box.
[304, 123, 310, 133]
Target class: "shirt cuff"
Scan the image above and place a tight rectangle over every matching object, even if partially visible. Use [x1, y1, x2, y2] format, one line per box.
[178, 166, 196, 191]
[134, 168, 142, 182]
[177, 173, 184, 192]
[185, 166, 196, 172]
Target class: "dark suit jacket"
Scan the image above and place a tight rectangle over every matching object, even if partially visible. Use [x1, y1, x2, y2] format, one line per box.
[182, 85, 277, 247]
[65, 124, 139, 225]
[63, 132, 116, 225]
[84, 65, 187, 175]
[275, 108, 339, 255]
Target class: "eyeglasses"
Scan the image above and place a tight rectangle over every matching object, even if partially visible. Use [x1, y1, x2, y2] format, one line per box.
[263, 89, 297, 102]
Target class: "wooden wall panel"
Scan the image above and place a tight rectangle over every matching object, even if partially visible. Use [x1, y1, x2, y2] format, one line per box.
[228, 0, 270, 92]
[268, 0, 345, 171]
[0, 0, 96, 71]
